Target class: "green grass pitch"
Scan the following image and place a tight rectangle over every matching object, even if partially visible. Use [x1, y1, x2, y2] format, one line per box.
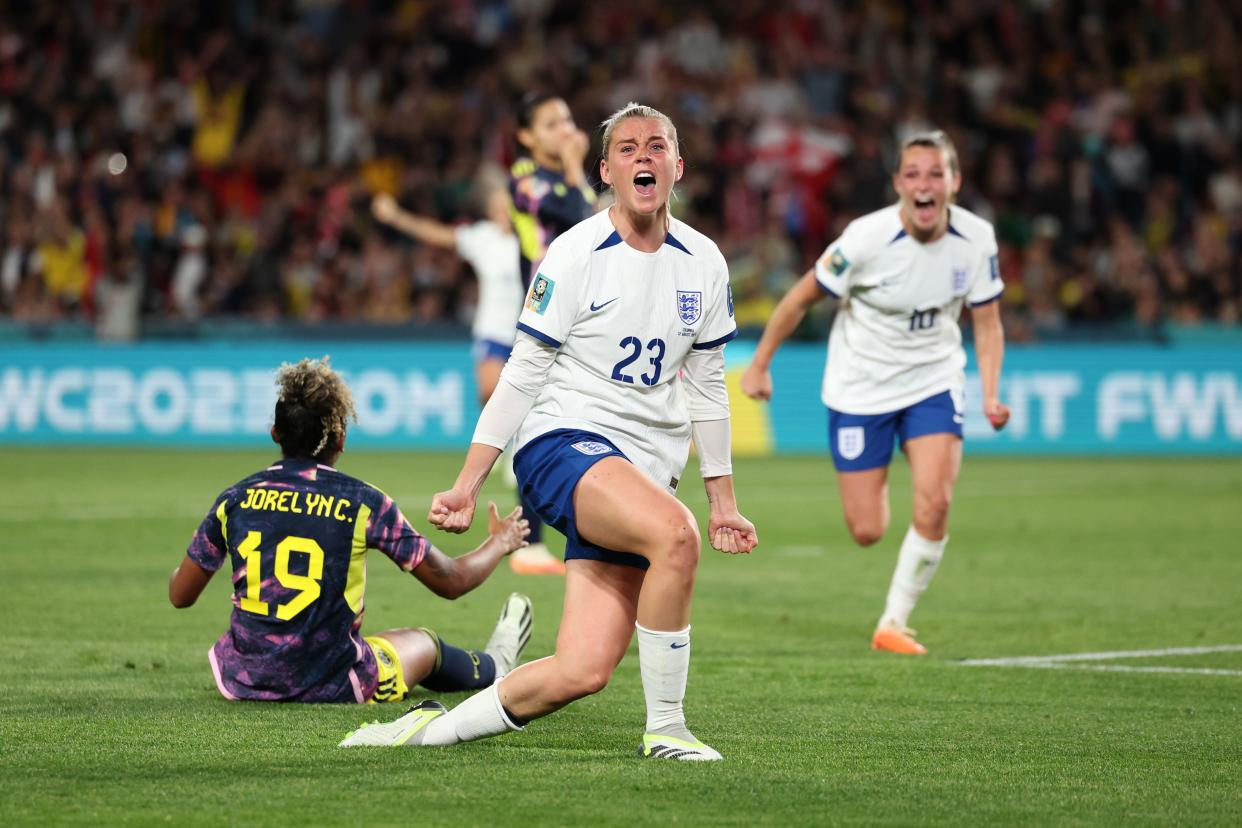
[1, 449, 1240, 826]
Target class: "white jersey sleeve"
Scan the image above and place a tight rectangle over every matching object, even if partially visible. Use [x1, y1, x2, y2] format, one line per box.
[814, 220, 866, 298]
[966, 223, 1004, 307]
[515, 236, 583, 348]
[693, 248, 738, 350]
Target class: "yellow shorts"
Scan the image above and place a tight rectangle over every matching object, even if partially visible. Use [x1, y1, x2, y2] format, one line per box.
[364, 635, 410, 704]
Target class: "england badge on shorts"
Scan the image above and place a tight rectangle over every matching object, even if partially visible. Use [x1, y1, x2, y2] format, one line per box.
[838, 426, 865, 461]
[677, 290, 701, 325]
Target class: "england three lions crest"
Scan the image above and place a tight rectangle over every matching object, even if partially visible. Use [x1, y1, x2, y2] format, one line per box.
[952, 265, 969, 294]
[677, 290, 702, 325]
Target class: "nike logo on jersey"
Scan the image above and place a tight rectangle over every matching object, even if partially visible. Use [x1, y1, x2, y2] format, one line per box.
[590, 298, 619, 312]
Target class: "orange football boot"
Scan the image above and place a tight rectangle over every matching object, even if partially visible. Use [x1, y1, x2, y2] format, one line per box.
[509, 543, 567, 575]
[871, 624, 928, 655]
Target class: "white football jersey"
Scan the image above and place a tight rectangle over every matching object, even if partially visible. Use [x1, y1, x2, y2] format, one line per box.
[456, 221, 522, 346]
[814, 204, 1003, 414]
[515, 210, 737, 490]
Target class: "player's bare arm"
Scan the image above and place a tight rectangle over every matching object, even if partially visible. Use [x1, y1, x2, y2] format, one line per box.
[414, 503, 529, 598]
[429, 442, 505, 533]
[168, 556, 213, 608]
[741, 269, 831, 401]
[703, 475, 758, 555]
[970, 300, 1009, 430]
[371, 193, 458, 249]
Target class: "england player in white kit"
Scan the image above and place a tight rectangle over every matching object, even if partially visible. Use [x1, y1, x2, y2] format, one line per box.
[742, 131, 1009, 655]
[343, 104, 757, 759]
[371, 178, 567, 576]
[371, 175, 522, 402]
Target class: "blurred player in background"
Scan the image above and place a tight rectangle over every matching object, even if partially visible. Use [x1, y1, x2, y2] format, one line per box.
[370, 171, 563, 575]
[341, 103, 757, 760]
[169, 357, 533, 703]
[741, 131, 1009, 655]
[505, 92, 598, 573]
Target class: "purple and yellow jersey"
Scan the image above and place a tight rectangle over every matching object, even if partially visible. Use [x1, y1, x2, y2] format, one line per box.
[186, 459, 428, 703]
[509, 158, 596, 288]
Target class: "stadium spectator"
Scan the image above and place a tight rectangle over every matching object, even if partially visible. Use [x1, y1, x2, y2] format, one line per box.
[0, 1, 1237, 336]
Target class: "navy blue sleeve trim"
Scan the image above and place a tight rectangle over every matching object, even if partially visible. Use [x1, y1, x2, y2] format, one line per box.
[692, 329, 738, 350]
[816, 280, 841, 298]
[968, 293, 1002, 308]
[516, 322, 562, 348]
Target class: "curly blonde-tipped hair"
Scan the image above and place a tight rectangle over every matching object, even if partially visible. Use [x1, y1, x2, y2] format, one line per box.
[273, 357, 357, 460]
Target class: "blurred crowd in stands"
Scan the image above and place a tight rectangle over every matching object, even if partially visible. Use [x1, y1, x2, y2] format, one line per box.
[1, 0, 1240, 341]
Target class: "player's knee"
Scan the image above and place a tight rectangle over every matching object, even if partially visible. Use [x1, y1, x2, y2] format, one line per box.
[658, 516, 701, 574]
[847, 517, 886, 547]
[915, 492, 952, 532]
[558, 663, 613, 700]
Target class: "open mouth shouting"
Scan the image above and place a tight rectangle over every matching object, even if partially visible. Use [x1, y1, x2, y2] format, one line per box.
[912, 194, 938, 223]
[634, 171, 657, 197]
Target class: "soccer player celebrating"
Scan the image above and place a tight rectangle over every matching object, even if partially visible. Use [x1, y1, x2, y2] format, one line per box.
[502, 92, 599, 575]
[371, 170, 523, 410]
[741, 131, 1009, 655]
[341, 103, 758, 760]
[169, 357, 533, 703]
[370, 172, 536, 545]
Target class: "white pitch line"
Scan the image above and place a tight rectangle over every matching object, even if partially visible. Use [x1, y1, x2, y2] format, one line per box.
[1023, 664, 1242, 677]
[958, 644, 1242, 666]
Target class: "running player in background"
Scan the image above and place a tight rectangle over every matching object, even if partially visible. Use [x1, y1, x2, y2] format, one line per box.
[372, 168, 522, 407]
[168, 357, 533, 703]
[369, 173, 563, 574]
[505, 92, 598, 572]
[741, 131, 1009, 656]
[342, 103, 757, 760]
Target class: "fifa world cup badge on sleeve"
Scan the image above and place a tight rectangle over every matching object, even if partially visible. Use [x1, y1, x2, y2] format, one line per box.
[826, 248, 849, 276]
[527, 274, 554, 314]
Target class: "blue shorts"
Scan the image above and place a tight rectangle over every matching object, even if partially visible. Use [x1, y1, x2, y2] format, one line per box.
[827, 390, 963, 472]
[512, 429, 650, 570]
[471, 338, 513, 363]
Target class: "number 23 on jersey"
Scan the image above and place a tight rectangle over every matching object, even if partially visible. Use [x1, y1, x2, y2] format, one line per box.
[611, 336, 666, 385]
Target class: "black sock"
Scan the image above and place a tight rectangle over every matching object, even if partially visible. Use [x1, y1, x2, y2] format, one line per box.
[420, 641, 497, 692]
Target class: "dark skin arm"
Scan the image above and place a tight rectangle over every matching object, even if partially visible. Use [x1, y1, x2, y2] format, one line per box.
[169, 557, 214, 608]
[412, 502, 529, 600]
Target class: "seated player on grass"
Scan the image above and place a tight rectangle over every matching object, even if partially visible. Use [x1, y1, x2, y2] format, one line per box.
[168, 357, 533, 703]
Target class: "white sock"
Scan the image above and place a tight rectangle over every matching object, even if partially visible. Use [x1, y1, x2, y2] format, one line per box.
[880, 525, 947, 629]
[636, 622, 691, 734]
[421, 683, 523, 746]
